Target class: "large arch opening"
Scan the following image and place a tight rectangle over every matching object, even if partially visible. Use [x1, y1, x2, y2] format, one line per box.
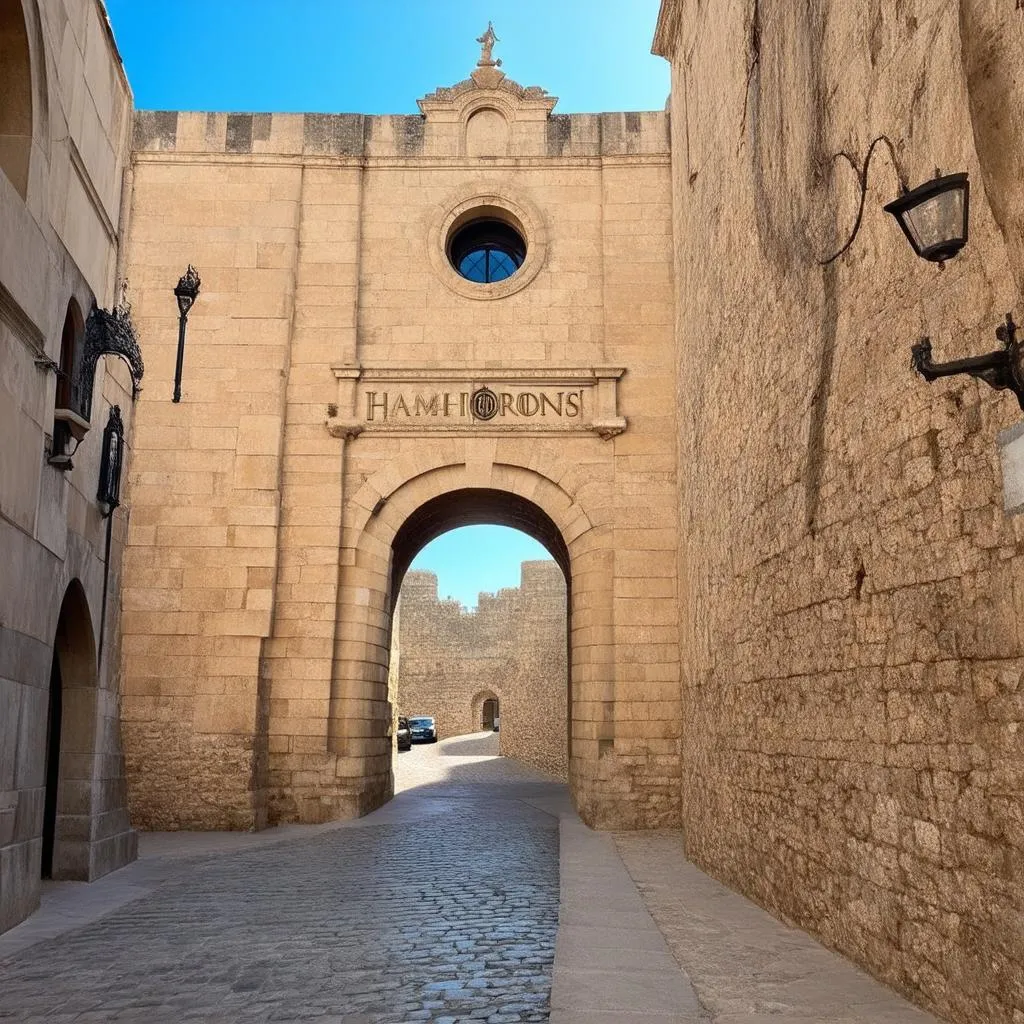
[322, 460, 613, 827]
[0, 0, 34, 197]
[386, 489, 572, 785]
[389, 488, 570, 603]
[43, 580, 98, 879]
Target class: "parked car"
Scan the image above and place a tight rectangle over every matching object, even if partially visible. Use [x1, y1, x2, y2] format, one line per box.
[396, 716, 411, 751]
[408, 716, 438, 743]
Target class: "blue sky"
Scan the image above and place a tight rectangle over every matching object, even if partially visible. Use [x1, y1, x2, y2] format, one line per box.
[409, 527, 556, 608]
[104, 2, 665, 607]
[105, 2, 669, 114]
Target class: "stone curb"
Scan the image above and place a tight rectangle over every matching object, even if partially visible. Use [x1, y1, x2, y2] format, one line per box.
[551, 815, 706, 1023]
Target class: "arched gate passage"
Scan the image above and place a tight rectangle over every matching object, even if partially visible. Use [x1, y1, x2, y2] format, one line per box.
[479, 696, 499, 732]
[390, 490, 570, 771]
[312, 459, 616, 826]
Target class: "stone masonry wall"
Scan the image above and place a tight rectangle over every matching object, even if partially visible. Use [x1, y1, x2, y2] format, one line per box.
[656, 2, 1024, 1021]
[0, 0, 137, 934]
[397, 562, 568, 779]
[123, 71, 680, 831]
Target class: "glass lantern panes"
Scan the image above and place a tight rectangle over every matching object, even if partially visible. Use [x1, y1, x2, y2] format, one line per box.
[884, 172, 969, 263]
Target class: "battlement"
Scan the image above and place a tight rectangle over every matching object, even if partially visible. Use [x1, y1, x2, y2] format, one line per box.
[394, 559, 568, 778]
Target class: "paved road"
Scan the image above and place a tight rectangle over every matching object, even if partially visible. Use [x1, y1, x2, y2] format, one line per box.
[0, 735, 946, 1024]
[0, 736, 563, 1024]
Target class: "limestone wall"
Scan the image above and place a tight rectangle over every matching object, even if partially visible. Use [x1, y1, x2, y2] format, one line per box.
[655, 2, 1024, 1020]
[397, 562, 568, 778]
[0, 0, 136, 934]
[122, 66, 679, 831]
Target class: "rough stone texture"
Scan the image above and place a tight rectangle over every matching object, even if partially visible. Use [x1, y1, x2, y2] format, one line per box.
[120, 57, 680, 834]
[654, 2, 1024, 1022]
[397, 562, 568, 778]
[0, 0, 138, 936]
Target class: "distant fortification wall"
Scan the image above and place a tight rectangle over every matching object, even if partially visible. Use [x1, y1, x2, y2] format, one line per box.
[397, 561, 568, 778]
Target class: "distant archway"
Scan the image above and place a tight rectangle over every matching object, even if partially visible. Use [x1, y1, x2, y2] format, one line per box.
[481, 696, 499, 731]
[43, 580, 98, 879]
[0, 0, 34, 197]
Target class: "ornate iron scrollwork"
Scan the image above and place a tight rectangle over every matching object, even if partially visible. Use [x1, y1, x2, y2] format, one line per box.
[74, 296, 144, 420]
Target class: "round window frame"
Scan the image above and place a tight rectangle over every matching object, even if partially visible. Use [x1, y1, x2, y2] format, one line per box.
[428, 189, 547, 300]
[447, 214, 526, 285]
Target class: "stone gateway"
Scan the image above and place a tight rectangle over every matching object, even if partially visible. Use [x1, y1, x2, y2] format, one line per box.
[121, 58, 676, 835]
[2, 3, 1024, 1023]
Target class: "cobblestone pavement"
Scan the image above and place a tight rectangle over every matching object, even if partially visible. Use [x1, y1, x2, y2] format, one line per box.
[0, 737, 563, 1024]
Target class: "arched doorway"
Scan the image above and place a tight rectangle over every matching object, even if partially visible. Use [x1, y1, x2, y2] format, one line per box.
[321, 458, 616, 825]
[0, 0, 34, 197]
[389, 490, 571, 782]
[482, 697, 499, 731]
[43, 580, 98, 879]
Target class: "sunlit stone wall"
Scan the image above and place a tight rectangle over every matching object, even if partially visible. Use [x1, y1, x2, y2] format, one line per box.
[397, 562, 568, 778]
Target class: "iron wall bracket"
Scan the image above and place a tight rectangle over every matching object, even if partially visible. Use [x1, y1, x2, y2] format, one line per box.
[73, 300, 144, 422]
[911, 313, 1024, 411]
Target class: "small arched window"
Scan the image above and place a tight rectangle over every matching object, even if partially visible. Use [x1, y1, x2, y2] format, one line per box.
[51, 300, 87, 465]
[0, 1, 34, 198]
[55, 300, 86, 412]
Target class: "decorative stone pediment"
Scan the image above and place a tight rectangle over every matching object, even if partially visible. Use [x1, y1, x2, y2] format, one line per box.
[418, 25, 557, 124]
[418, 69, 557, 123]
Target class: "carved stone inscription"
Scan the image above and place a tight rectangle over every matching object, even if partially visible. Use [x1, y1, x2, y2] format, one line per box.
[365, 385, 584, 424]
[326, 365, 627, 440]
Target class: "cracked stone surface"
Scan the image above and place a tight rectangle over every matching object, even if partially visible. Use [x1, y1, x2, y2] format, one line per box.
[0, 737, 562, 1023]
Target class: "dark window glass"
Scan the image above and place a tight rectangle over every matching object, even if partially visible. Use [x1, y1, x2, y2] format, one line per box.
[55, 301, 87, 417]
[449, 218, 526, 284]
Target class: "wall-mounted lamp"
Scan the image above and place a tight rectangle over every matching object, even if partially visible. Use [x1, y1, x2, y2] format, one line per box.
[884, 172, 969, 263]
[882, 170, 1024, 408]
[172, 265, 201, 403]
[96, 404, 125, 665]
[97, 404, 125, 516]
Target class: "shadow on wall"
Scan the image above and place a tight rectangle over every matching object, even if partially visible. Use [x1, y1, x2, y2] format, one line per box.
[438, 733, 501, 757]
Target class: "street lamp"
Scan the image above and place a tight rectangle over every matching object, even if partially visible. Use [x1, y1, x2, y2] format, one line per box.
[172, 265, 201, 403]
[97, 405, 125, 516]
[884, 172, 969, 263]
[96, 404, 125, 664]
[882, 170, 1024, 409]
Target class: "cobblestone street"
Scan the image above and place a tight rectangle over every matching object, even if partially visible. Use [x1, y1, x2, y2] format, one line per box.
[0, 736, 944, 1024]
[0, 737, 563, 1024]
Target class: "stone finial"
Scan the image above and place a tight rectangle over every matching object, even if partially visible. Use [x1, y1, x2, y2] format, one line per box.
[476, 22, 501, 67]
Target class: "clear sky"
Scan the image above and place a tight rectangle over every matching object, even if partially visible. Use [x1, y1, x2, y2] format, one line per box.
[408, 527, 556, 609]
[105, 2, 669, 115]
[104, 2, 664, 607]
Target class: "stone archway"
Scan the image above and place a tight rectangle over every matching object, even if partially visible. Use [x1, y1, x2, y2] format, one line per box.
[44, 579, 99, 879]
[315, 458, 613, 825]
[0, 0, 34, 197]
[473, 691, 500, 732]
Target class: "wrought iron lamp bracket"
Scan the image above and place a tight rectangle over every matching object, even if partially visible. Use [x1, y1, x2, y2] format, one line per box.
[911, 313, 1024, 411]
[73, 299, 145, 421]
